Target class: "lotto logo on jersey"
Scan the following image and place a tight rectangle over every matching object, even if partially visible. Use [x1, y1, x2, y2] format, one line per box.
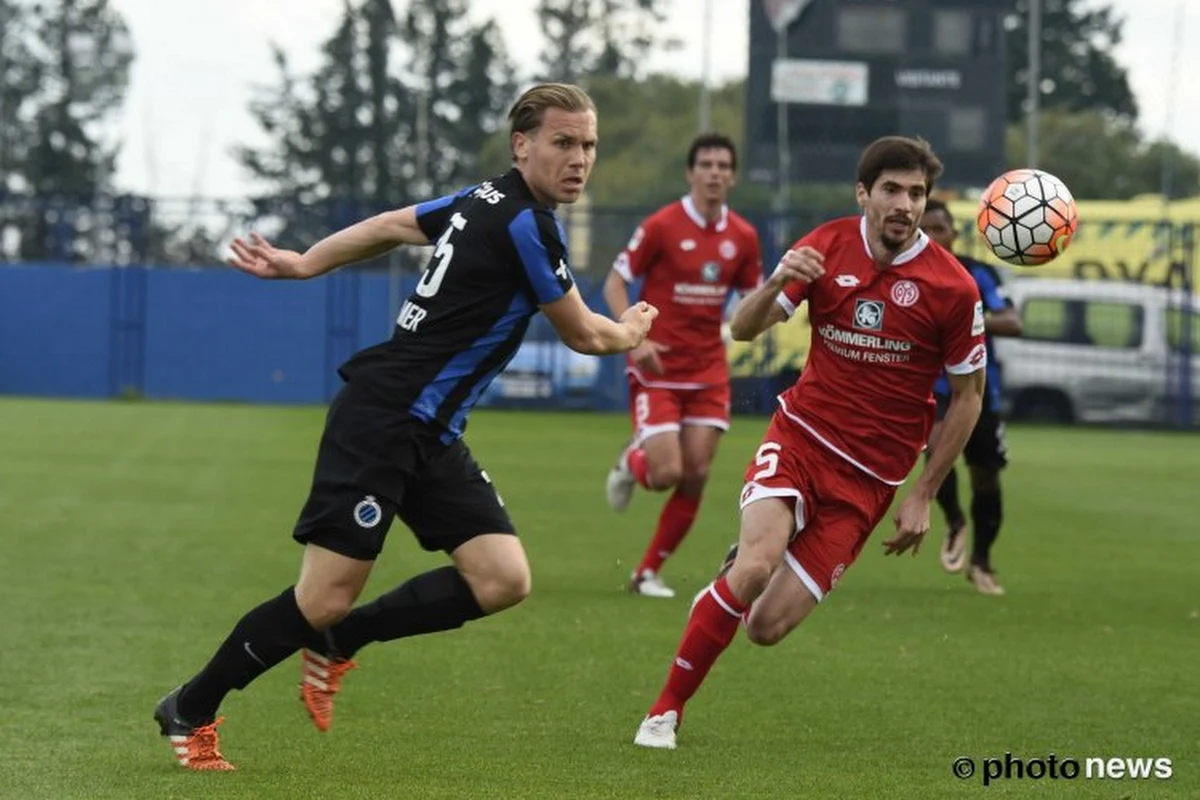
[853, 299, 885, 331]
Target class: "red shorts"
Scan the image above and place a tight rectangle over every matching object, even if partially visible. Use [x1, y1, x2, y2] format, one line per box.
[627, 375, 731, 444]
[739, 411, 897, 600]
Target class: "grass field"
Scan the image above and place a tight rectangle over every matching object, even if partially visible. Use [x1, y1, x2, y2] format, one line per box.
[1, 397, 1197, 799]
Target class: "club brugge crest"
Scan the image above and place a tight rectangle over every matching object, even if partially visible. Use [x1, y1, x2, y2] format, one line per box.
[353, 495, 383, 528]
[701, 261, 721, 283]
[853, 299, 885, 331]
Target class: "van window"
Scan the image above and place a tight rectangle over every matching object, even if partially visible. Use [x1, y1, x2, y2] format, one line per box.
[1166, 309, 1200, 354]
[1020, 299, 1143, 349]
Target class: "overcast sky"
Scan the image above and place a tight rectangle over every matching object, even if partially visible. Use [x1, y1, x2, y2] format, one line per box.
[107, 0, 1195, 199]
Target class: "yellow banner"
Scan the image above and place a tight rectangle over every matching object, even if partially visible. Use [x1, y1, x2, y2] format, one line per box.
[729, 195, 1198, 376]
[948, 194, 1198, 287]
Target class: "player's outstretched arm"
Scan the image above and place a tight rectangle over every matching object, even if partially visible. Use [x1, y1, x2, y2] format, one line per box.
[228, 206, 429, 280]
[542, 288, 658, 355]
[727, 283, 788, 341]
[729, 246, 824, 340]
[602, 268, 631, 318]
[884, 369, 984, 556]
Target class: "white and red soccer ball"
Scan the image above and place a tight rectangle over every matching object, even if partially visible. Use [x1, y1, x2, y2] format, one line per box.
[976, 168, 1079, 266]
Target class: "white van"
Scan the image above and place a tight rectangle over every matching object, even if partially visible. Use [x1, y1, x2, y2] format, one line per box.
[994, 278, 1200, 425]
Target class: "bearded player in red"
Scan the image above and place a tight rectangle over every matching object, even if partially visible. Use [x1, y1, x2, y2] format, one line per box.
[633, 136, 987, 749]
[603, 133, 763, 599]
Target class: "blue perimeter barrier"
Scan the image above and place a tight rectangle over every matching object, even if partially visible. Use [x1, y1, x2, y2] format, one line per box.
[0, 263, 635, 409]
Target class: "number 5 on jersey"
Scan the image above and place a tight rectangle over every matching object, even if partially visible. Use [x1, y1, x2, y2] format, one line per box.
[416, 212, 468, 298]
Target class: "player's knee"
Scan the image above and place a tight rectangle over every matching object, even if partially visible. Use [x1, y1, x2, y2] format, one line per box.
[472, 563, 532, 613]
[679, 466, 710, 496]
[296, 589, 356, 630]
[727, 557, 774, 601]
[971, 471, 1000, 494]
[744, 617, 789, 647]
[500, 567, 533, 607]
[649, 461, 682, 489]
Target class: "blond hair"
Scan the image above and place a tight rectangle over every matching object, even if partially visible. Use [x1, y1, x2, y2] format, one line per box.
[508, 83, 595, 139]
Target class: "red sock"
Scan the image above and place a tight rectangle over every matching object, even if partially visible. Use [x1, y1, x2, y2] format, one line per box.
[637, 492, 700, 575]
[626, 447, 652, 489]
[648, 576, 747, 718]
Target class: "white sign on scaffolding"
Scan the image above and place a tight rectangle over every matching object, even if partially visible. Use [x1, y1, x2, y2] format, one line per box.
[771, 59, 870, 106]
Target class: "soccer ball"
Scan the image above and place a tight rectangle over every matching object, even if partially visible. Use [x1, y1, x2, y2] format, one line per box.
[976, 169, 1078, 266]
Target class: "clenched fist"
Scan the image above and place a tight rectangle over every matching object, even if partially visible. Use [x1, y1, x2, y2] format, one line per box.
[768, 246, 825, 289]
[620, 301, 659, 348]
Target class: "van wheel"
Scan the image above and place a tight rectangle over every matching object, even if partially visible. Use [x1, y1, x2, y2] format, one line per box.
[1013, 390, 1074, 424]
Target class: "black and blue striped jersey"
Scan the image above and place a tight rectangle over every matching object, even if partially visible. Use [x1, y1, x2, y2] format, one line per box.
[339, 168, 576, 440]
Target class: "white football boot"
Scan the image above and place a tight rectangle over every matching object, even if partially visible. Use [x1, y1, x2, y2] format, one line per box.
[634, 710, 679, 749]
[629, 569, 675, 599]
[939, 521, 969, 573]
[605, 446, 637, 512]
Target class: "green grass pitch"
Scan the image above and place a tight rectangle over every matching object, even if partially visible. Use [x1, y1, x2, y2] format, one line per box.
[1, 397, 1197, 799]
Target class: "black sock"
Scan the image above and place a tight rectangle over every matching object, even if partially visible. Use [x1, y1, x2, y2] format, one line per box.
[177, 586, 324, 722]
[936, 467, 965, 531]
[325, 567, 485, 660]
[971, 488, 1003, 571]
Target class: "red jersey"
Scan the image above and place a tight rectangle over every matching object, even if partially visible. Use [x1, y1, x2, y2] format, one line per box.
[775, 216, 986, 485]
[614, 196, 762, 387]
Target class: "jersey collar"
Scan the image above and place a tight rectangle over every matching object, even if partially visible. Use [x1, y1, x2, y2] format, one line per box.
[682, 195, 729, 232]
[859, 215, 929, 266]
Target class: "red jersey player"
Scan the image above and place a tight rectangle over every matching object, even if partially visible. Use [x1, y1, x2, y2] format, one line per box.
[601, 133, 763, 599]
[633, 136, 987, 749]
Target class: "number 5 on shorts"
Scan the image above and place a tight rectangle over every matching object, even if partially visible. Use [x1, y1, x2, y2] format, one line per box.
[752, 442, 782, 481]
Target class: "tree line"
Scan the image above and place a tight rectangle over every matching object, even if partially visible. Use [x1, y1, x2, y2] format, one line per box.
[0, 0, 1196, 264]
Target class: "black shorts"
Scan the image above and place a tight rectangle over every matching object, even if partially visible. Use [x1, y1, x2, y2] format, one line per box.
[292, 383, 515, 560]
[934, 394, 1008, 470]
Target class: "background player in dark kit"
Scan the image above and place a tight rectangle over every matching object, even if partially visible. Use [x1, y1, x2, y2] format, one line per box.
[920, 198, 1023, 595]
